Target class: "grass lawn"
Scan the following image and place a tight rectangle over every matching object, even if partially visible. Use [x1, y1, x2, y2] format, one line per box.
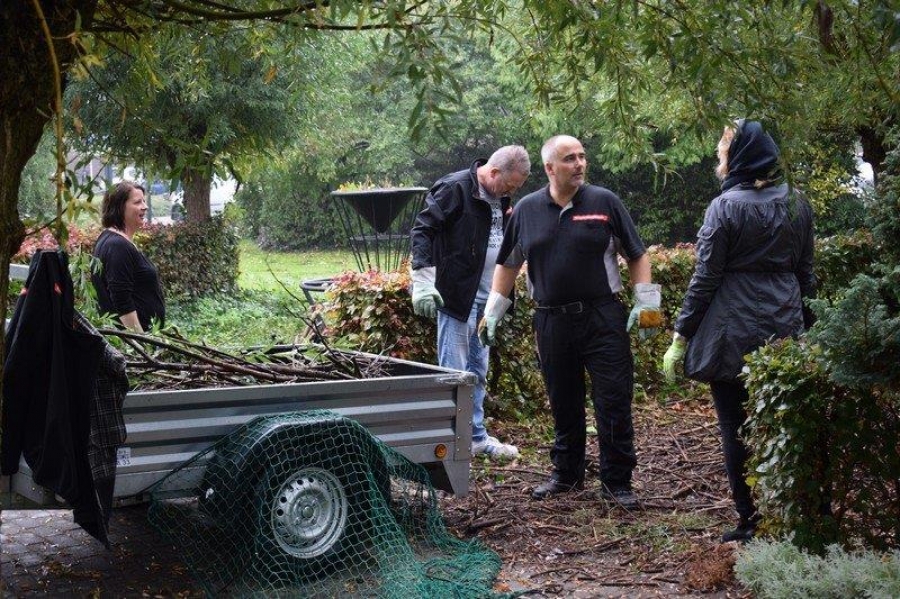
[164, 241, 358, 348]
[238, 240, 356, 291]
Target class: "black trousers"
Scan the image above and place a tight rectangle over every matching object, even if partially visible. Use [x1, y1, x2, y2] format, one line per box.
[534, 298, 636, 487]
[709, 380, 756, 520]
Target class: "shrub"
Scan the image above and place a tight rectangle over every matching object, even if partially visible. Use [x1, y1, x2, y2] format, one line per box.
[743, 339, 844, 551]
[12, 219, 240, 303]
[12, 223, 99, 263]
[735, 540, 900, 599]
[620, 244, 697, 395]
[742, 125, 900, 554]
[744, 337, 900, 552]
[317, 267, 432, 361]
[814, 230, 879, 302]
[317, 267, 546, 421]
[237, 169, 345, 251]
[138, 215, 239, 298]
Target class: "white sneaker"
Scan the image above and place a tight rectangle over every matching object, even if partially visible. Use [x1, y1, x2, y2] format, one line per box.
[472, 436, 519, 459]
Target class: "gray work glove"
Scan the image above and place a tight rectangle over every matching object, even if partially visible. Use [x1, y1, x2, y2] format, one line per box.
[477, 291, 512, 346]
[411, 267, 444, 319]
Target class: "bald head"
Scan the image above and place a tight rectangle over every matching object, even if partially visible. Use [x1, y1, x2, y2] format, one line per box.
[541, 135, 581, 165]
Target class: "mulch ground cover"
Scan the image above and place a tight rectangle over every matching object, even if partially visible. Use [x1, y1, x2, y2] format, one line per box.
[441, 395, 751, 597]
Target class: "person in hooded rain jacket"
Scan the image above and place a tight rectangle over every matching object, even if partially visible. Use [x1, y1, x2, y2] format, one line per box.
[663, 120, 816, 542]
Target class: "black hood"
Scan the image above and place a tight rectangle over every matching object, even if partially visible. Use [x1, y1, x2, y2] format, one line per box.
[722, 120, 781, 191]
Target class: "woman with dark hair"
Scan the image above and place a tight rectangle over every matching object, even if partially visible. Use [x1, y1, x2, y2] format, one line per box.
[662, 120, 816, 542]
[91, 181, 165, 332]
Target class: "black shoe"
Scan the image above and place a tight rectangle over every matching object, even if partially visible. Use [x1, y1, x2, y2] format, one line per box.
[596, 484, 639, 510]
[722, 515, 760, 543]
[531, 477, 583, 500]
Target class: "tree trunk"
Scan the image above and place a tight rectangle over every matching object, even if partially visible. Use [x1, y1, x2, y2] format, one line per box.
[182, 165, 212, 222]
[0, 1, 98, 445]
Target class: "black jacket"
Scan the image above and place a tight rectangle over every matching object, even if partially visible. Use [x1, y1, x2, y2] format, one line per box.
[675, 122, 816, 382]
[410, 160, 512, 321]
[2, 251, 118, 546]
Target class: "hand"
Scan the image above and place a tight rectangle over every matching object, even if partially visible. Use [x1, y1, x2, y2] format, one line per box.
[663, 336, 687, 382]
[411, 282, 444, 319]
[627, 283, 662, 339]
[478, 315, 499, 346]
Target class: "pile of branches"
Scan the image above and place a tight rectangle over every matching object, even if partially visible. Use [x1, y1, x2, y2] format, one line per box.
[98, 328, 392, 391]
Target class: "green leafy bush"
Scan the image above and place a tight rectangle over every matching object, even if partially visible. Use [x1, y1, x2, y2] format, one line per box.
[810, 273, 900, 389]
[318, 268, 432, 362]
[138, 215, 239, 298]
[743, 339, 843, 551]
[741, 126, 900, 554]
[735, 540, 900, 599]
[814, 230, 879, 302]
[315, 233, 885, 430]
[745, 337, 900, 552]
[317, 267, 547, 420]
[619, 244, 697, 396]
[237, 168, 346, 251]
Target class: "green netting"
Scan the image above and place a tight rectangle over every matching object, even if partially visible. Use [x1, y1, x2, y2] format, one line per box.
[147, 410, 501, 597]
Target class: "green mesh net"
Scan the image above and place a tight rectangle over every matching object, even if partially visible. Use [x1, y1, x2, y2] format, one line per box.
[147, 410, 501, 597]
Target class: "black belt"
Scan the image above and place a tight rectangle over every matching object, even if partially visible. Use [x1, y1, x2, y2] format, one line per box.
[536, 295, 616, 315]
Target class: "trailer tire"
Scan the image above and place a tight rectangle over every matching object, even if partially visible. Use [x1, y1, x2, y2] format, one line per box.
[252, 449, 388, 576]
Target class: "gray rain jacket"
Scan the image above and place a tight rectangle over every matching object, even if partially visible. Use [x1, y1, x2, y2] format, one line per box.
[674, 124, 815, 382]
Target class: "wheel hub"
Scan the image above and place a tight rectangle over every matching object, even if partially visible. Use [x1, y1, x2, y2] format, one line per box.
[270, 467, 348, 558]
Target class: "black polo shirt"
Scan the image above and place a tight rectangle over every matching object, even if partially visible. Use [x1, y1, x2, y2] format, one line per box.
[497, 184, 645, 306]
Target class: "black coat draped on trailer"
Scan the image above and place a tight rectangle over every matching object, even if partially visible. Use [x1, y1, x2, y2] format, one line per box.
[1, 250, 121, 546]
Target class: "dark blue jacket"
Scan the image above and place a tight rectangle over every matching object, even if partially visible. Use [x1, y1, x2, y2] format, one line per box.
[410, 160, 512, 321]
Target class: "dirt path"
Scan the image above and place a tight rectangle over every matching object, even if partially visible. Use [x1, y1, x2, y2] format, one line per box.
[441, 397, 750, 597]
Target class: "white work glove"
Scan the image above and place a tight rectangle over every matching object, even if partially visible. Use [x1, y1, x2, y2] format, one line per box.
[411, 267, 444, 319]
[477, 291, 512, 346]
[627, 283, 662, 340]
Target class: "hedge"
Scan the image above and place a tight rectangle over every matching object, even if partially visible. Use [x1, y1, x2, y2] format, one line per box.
[138, 215, 239, 298]
[11, 217, 240, 302]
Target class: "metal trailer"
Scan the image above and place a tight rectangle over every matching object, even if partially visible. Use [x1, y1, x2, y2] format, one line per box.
[1, 264, 475, 510]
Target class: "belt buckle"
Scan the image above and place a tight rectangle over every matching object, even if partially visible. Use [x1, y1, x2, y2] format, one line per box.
[568, 301, 584, 314]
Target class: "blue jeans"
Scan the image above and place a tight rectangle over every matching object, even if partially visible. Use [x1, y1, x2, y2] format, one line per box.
[438, 303, 488, 442]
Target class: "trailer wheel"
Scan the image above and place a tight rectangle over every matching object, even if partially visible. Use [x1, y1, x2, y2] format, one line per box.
[253, 452, 387, 575]
[267, 466, 349, 559]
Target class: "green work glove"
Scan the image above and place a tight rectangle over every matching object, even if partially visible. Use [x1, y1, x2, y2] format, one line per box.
[627, 282, 663, 340]
[411, 267, 443, 319]
[663, 335, 687, 382]
[478, 290, 513, 347]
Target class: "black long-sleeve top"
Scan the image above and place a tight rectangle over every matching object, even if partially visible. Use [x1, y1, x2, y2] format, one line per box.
[91, 230, 165, 331]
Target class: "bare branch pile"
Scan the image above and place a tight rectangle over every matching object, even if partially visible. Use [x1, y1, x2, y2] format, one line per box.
[99, 328, 391, 391]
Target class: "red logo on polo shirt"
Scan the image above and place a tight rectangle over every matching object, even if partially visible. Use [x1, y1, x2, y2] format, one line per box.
[572, 213, 609, 222]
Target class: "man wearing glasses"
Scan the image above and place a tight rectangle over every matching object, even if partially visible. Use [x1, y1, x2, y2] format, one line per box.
[410, 145, 530, 459]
